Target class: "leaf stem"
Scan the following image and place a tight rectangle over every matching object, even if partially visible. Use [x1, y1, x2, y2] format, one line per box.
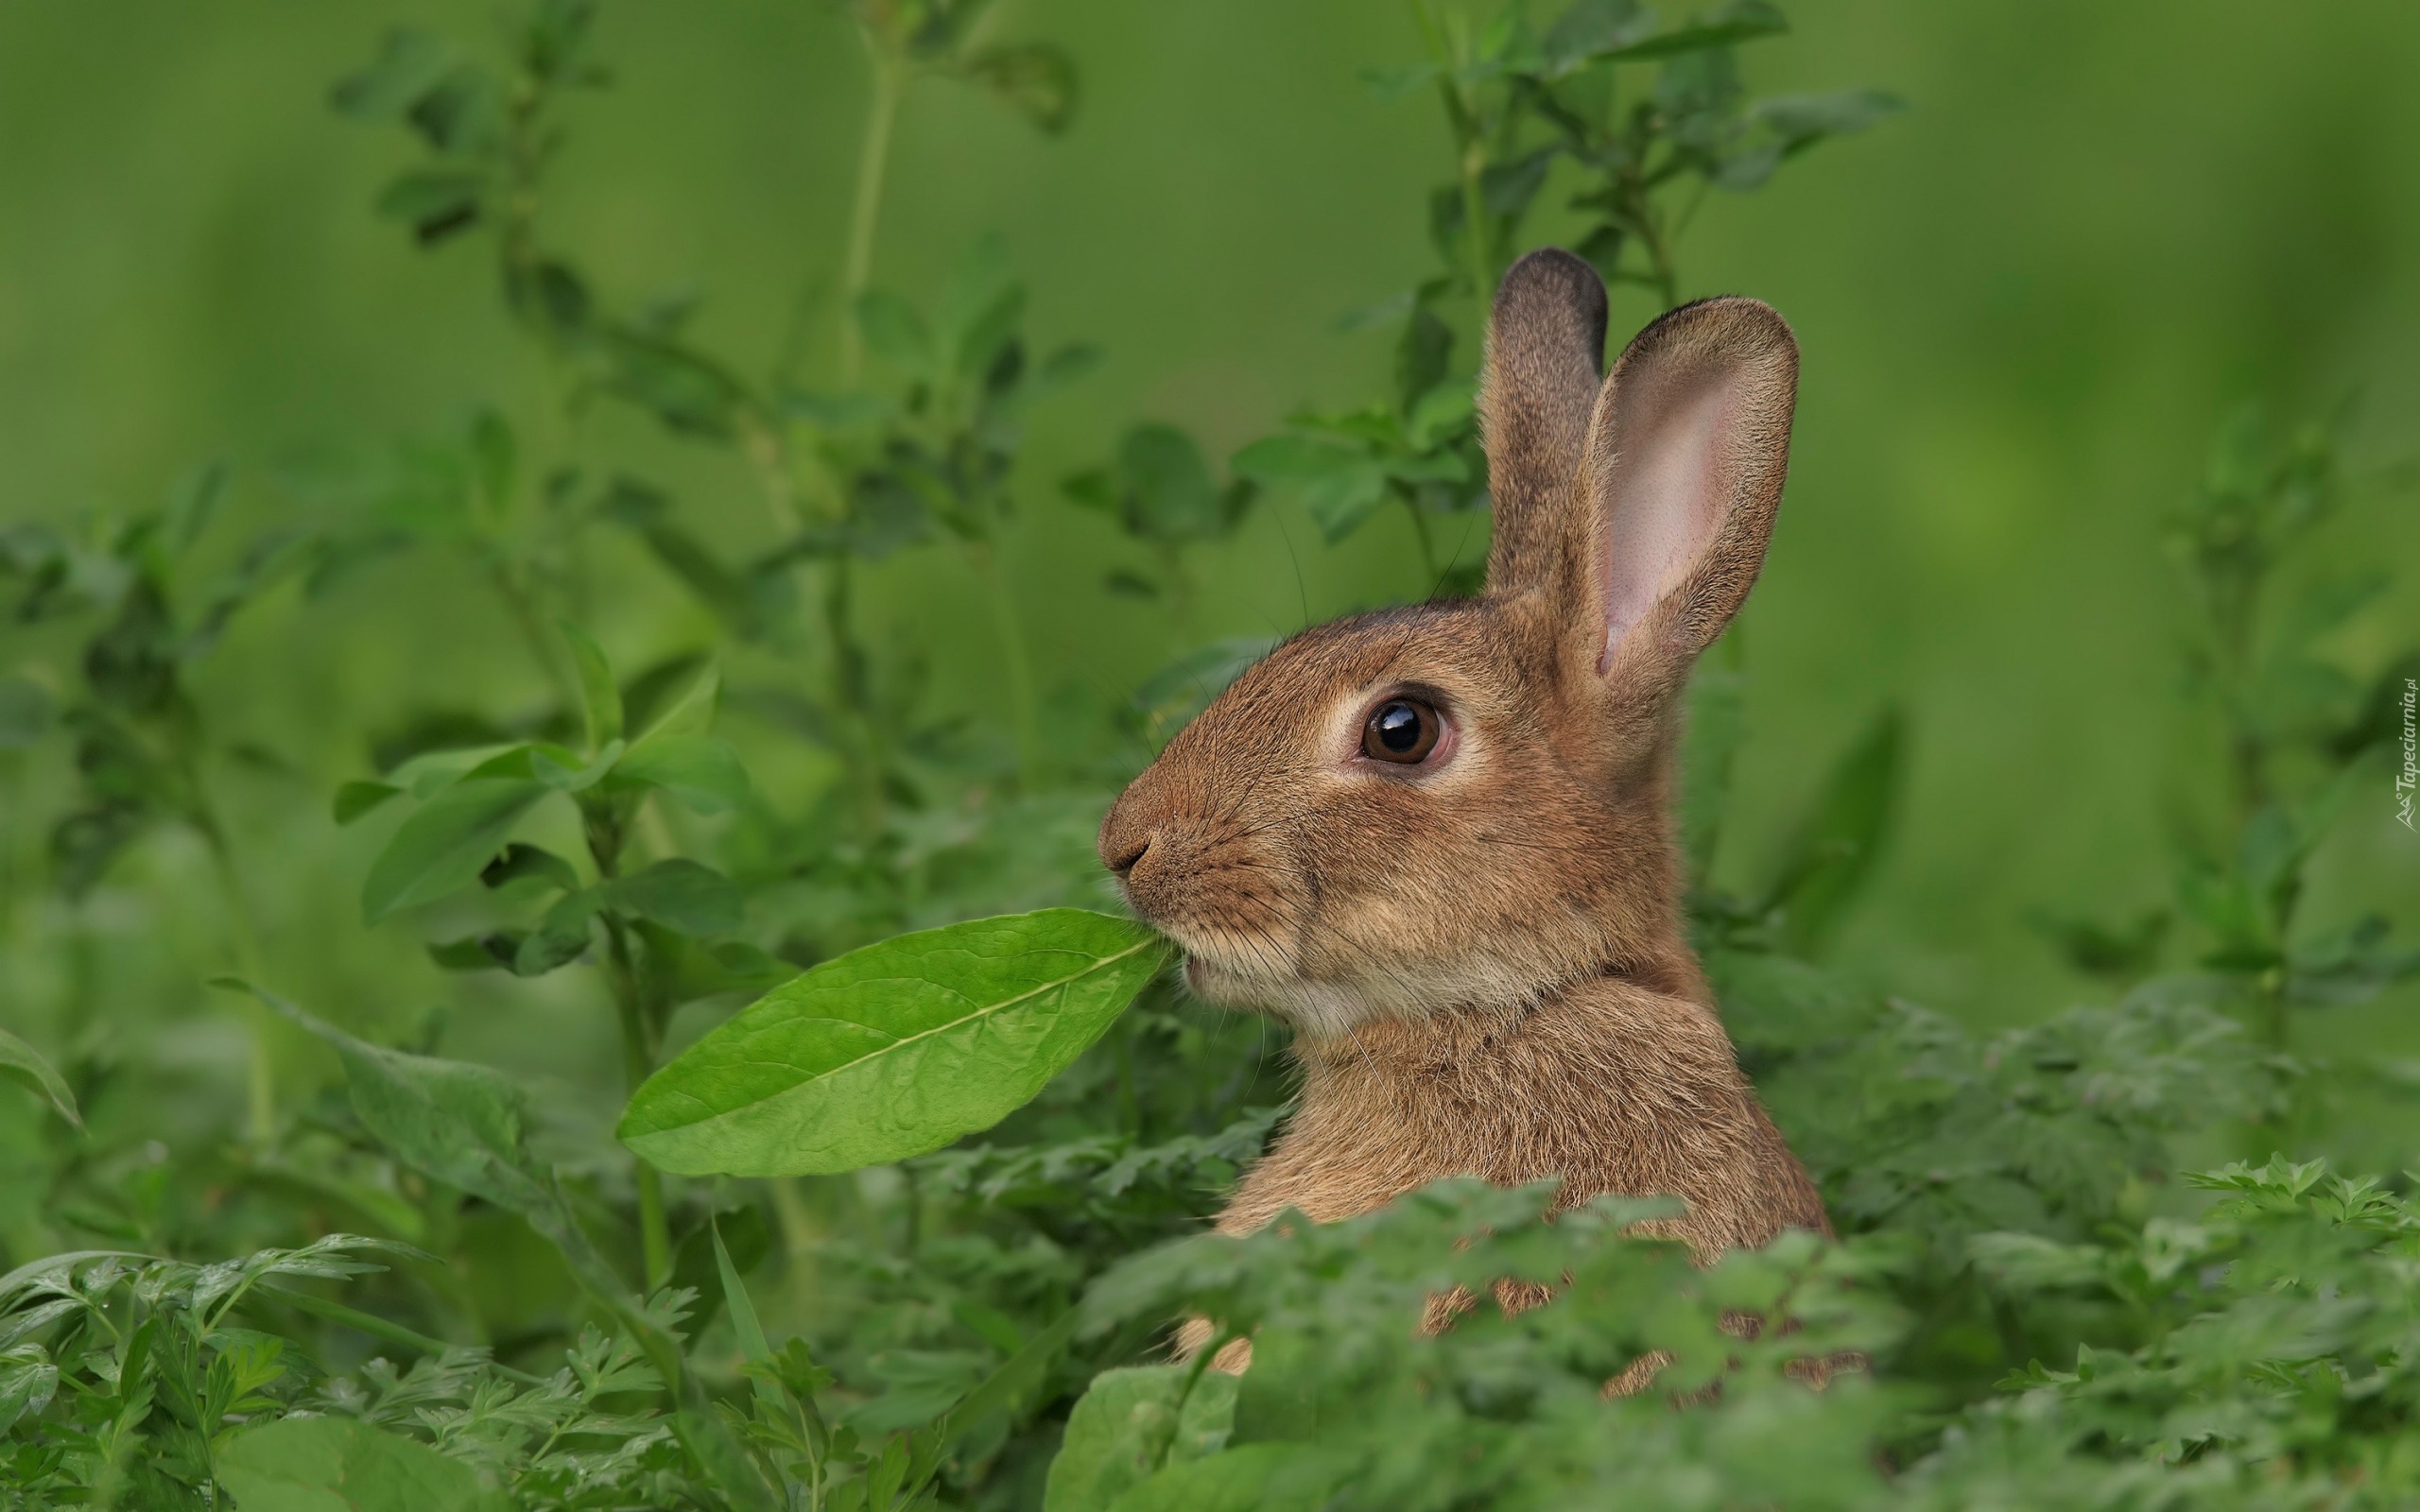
[1412, 0, 1495, 333]
[1636, 187, 1682, 311]
[192, 791, 273, 1145]
[737, 406, 804, 536]
[824, 554, 890, 833]
[969, 539, 1044, 790]
[590, 812, 674, 1291]
[1405, 497, 1442, 586]
[491, 561, 581, 714]
[839, 47, 905, 386]
[1458, 139, 1495, 329]
[605, 913, 674, 1293]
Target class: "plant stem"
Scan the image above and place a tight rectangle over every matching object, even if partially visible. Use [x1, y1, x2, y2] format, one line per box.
[1405, 499, 1442, 587]
[193, 794, 273, 1145]
[589, 813, 673, 1291]
[1458, 137, 1495, 329]
[823, 554, 890, 832]
[969, 539, 1043, 789]
[254, 1283, 548, 1381]
[604, 913, 673, 1292]
[2259, 967, 2289, 1052]
[1411, 0, 1495, 332]
[1156, 542, 1196, 641]
[738, 406, 804, 535]
[838, 47, 904, 386]
[0, 751, 22, 921]
[492, 562, 580, 713]
[1636, 186, 1682, 310]
[770, 1177, 820, 1262]
[1113, 1028, 1141, 1135]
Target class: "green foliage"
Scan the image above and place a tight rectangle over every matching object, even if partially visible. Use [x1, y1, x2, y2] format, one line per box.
[1071, 1180, 1895, 1511]
[3, 1, 2412, 1509]
[0, 463, 304, 902]
[2152, 405, 2420, 1048]
[1063, 426, 1257, 610]
[0, 1236, 413, 1503]
[1694, 700, 1908, 958]
[1235, 0, 1899, 586]
[1910, 1156, 2420, 1506]
[216, 1417, 511, 1512]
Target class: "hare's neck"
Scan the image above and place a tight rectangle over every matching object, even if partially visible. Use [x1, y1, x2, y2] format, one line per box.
[1219, 972, 1810, 1246]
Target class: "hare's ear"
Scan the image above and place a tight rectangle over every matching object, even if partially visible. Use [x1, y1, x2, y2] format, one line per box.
[1579, 297, 1797, 691]
[1480, 249, 1608, 600]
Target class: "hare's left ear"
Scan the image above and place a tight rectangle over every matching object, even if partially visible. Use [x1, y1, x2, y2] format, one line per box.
[1580, 297, 1797, 693]
[1480, 249, 1608, 602]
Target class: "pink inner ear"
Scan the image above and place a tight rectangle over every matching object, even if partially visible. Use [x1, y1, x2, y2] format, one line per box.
[1597, 367, 1741, 675]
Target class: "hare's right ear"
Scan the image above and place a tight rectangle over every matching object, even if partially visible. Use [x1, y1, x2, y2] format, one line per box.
[1577, 298, 1798, 700]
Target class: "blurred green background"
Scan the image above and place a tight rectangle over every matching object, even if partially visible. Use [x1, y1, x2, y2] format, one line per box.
[1, 0, 2414, 1155]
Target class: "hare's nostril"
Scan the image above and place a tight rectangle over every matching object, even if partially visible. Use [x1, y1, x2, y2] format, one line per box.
[1107, 837, 1150, 875]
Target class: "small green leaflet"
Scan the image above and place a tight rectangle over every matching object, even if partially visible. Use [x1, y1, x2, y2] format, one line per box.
[0, 1027, 80, 1131]
[360, 777, 547, 923]
[620, 909, 1171, 1177]
[559, 619, 624, 748]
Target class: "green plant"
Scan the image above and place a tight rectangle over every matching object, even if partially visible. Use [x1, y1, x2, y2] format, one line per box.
[1234, 0, 1898, 588]
[0, 465, 313, 1142]
[2157, 407, 2420, 1052]
[337, 625, 768, 1292]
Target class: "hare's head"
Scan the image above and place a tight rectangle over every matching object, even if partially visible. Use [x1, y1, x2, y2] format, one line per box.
[1098, 250, 1798, 1037]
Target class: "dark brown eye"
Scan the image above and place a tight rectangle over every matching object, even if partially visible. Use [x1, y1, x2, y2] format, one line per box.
[1362, 698, 1441, 764]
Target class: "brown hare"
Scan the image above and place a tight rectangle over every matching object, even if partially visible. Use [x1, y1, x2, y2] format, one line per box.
[1097, 249, 1830, 1366]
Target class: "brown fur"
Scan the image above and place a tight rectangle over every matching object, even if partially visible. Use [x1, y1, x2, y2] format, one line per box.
[1098, 250, 1829, 1366]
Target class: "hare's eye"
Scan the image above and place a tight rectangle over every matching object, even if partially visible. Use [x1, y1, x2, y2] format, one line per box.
[1362, 698, 1441, 765]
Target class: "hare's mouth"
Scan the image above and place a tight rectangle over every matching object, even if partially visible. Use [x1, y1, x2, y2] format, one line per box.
[1153, 920, 1302, 1006]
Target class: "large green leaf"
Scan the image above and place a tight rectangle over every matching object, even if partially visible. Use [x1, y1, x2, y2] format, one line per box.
[242, 987, 551, 1214]
[360, 777, 548, 922]
[226, 984, 636, 1311]
[216, 1416, 510, 1512]
[619, 909, 1170, 1177]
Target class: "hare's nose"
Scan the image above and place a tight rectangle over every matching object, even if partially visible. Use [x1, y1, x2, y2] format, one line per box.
[1098, 780, 1166, 877]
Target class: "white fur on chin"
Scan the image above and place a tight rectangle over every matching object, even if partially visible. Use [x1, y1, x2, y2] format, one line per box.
[1174, 927, 1552, 1041]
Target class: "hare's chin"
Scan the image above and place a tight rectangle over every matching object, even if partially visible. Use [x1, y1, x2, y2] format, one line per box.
[1177, 952, 1282, 1008]
[1179, 941, 1462, 1040]
[1183, 942, 1570, 1040]
[1183, 954, 1379, 1039]
[1173, 949, 1333, 1023]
